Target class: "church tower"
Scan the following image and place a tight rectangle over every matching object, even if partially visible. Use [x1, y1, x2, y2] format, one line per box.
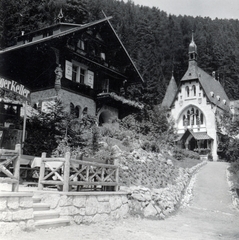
[163, 32, 230, 161]
[181, 33, 199, 81]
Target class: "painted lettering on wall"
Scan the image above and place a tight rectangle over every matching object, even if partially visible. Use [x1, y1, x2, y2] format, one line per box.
[0, 77, 30, 99]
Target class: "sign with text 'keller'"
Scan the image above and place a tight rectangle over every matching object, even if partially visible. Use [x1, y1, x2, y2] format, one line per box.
[0, 77, 30, 101]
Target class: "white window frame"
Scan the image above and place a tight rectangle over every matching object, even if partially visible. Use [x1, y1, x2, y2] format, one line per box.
[72, 61, 88, 84]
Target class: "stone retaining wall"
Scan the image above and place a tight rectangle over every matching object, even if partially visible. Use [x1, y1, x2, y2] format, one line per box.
[127, 161, 207, 219]
[0, 161, 207, 235]
[36, 191, 129, 224]
[0, 192, 35, 235]
[226, 167, 239, 210]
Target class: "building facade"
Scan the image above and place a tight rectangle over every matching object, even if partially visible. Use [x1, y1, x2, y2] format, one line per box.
[0, 17, 144, 148]
[0, 17, 144, 126]
[162, 35, 231, 161]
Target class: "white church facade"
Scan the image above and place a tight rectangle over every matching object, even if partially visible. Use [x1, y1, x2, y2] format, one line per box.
[162, 35, 231, 161]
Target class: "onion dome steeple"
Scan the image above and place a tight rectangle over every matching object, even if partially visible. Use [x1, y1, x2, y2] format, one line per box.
[189, 31, 197, 62]
[181, 32, 198, 81]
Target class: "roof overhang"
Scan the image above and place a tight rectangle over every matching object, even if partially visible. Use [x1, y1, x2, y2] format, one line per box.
[177, 129, 213, 142]
[97, 92, 144, 110]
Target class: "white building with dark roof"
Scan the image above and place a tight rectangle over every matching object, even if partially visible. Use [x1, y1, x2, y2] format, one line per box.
[162, 34, 231, 161]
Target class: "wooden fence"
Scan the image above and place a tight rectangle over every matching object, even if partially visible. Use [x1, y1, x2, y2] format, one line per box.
[38, 152, 119, 192]
[0, 144, 21, 192]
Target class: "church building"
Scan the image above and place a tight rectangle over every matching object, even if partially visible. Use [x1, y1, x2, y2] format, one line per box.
[162, 34, 231, 161]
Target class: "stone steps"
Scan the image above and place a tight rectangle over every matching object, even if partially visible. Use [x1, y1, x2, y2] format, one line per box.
[34, 218, 70, 229]
[32, 196, 70, 229]
[34, 210, 60, 220]
[32, 196, 41, 203]
[33, 202, 51, 211]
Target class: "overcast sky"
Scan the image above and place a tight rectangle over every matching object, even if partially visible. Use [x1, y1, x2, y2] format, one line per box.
[126, 0, 239, 19]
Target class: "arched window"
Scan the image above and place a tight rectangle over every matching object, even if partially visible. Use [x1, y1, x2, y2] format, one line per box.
[183, 115, 187, 126]
[181, 107, 204, 128]
[192, 85, 196, 96]
[83, 107, 88, 116]
[187, 110, 190, 125]
[70, 103, 75, 115]
[200, 113, 204, 124]
[196, 109, 200, 125]
[75, 106, 80, 118]
[191, 108, 195, 125]
[185, 86, 190, 97]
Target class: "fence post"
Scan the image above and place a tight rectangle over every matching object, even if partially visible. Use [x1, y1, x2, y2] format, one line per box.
[12, 144, 21, 192]
[63, 152, 70, 192]
[114, 167, 119, 192]
[38, 152, 46, 190]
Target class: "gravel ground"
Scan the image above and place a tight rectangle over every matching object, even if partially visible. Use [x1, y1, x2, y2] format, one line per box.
[2, 162, 239, 240]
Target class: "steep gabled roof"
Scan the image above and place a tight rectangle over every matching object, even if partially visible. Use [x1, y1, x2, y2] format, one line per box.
[197, 67, 230, 111]
[167, 66, 230, 111]
[161, 75, 178, 108]
[181, 61, 199, 81]
[0, 17, 144, 85]
[0, 18, 111, 54]
[178, 129, 212, 142]
[179, 34, 230, 112]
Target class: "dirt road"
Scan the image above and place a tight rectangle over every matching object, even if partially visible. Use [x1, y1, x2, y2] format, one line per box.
[3, 162, 239, 240]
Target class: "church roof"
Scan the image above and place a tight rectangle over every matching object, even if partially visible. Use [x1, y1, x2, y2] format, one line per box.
[161, 74, 178, 108]
[198, 67, 230, 111]
[180, 34, 230, 112]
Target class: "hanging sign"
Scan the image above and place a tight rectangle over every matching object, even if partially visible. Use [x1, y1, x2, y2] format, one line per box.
[0, 77, 30, 101]
[86, 70, 94, 89]
[65, 60, 72, 80]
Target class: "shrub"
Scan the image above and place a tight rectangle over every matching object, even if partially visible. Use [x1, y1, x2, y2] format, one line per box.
[173, 147, 200, 160]
[229, 160, 239, 175]
[122, 136, 131, 147]
[99, 123, 120, 138]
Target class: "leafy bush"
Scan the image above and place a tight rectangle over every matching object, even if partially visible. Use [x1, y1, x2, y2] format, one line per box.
[141, 140, 160, 152]
[122, 136, 131, 147]
[121, 105, 176, 143]
[99, 123, 120, 138]
[23, 99, 96, 156]
[229, 160, 239, 175]
[173, 147, 200, 160]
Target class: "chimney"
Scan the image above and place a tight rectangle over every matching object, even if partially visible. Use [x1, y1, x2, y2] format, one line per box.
[212, 71, 216, 79]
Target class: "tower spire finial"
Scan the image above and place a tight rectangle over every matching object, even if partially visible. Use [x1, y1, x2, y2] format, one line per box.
[57, 8, 64, 23]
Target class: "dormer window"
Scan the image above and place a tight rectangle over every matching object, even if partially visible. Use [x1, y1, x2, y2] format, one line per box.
[223, 99, 227, 105]
[217, 95, 220, 101]
[210, 91, 214, 97]
[77, 40, 85, 50]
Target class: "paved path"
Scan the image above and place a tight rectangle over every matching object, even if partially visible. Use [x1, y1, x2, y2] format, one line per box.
[3, 162, 239, 240]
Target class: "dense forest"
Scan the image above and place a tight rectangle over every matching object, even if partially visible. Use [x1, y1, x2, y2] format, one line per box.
[1, 0, 239, 104]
